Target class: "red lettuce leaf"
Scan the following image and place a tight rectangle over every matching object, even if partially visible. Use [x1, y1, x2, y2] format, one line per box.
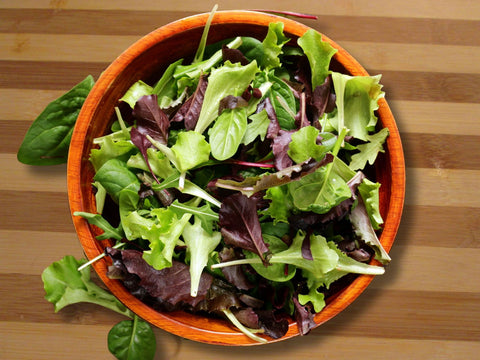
[132, 94, 170, 144]
[218, 193, 270, 264]
[218, 247, 254, 290]
[172, 74, 208, 130]
[218, 95, 249, 114]
[130, 127, 160, 184]
[222, 44, 249, 66]
[271, 129, 294, 170]
[292, 295, 316, 335]
[105, 247, 212, 308]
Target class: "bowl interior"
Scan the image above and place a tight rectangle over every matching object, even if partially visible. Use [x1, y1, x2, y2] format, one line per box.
[67, 10, 405, 345]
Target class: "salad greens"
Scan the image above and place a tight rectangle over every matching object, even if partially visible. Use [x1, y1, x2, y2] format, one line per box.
[22, 10, 392, 357]
[73, 19, 390, 342]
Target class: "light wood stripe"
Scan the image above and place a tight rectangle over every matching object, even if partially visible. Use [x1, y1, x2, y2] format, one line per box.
[0, 230, 82, 275]
[1, 154, 479, 209]
[2, 34, 479, 75]
[405, 168, 480, 208]
[0, 154, 68, 193]
[2, 90, 478, 136]
[1, 0, 480, 20]
[390, 100, 480, 136]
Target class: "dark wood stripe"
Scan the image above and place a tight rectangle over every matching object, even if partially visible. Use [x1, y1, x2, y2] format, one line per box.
[0, 9, 478, 46]
[402, 133, 480, 170]
[396, 205, 480, 248]
[1, 61, 479, 104]
[2, 273, 478, 342]
[0, 191, 73, 233]
[313, 288, 480, 342]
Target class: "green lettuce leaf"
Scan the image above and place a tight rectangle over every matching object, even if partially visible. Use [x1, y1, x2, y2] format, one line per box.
[287, 125, 332, 163]
[297, 29, 337, 88]
[258, 22, 290, 69]
[171, 130, 211, 172]
[194, 60, 259, 134]
[182, 216, 221, 296]
[42, 255, 132, 317]
[242, 109, 270, 145]
[330, 72, 385, 141]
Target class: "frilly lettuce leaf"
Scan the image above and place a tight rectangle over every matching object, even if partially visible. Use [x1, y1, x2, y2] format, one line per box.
[349, 127, 389, 171]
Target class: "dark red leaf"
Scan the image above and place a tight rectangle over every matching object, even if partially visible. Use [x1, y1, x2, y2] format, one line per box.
[292, 295, 316, 336]
[218, 95, 249, 115]
[130, 127, 160, 184]
[218, 247, 254, 290]
[218, 193, 270, 264]
[272, 129, 294, 170]
[222, 44, 250, 65]
[105, 247, 212, 308]
[172, 74, 208, 130]
[133, 94, 170, 144]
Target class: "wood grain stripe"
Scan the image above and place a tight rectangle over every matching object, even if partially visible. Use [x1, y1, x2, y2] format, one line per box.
[0, 191, 73, 232]
[1, 281, 478, 343]
[1, 61, 479, 104]
[1, 9, 479, 46]
[3, 33, 479, 74]
[1, 0, 479, 20]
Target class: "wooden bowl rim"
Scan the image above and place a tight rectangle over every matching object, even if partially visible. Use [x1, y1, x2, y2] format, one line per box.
[67, 10, 405, 346]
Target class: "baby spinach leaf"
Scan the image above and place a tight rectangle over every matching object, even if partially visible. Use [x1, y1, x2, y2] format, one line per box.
[209, 107, 248, 160]
[194, 60, 259, 134]
[267, 74, 296, 130]
[94, 158, 141, 203]
[17, 75, 94, 165]
[108, 316, 156, 360]
[42, 255, 133, 317]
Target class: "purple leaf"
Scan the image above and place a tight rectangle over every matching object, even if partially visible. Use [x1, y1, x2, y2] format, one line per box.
[130, 127, 160, 184]
[105, 247, 212, 308]
[257, 97, 280, 139]
[292, 295, 316, 336]
[222, 44, 249, 65]
[218, 193, 270, 264]
[218, 247, 254, 290]
[272, 130, 294, 170]
[218, 95, 249, 115]
[133, 94, 170, 144]
[309, 75, 333, 122]
[172, 74, 207, 130]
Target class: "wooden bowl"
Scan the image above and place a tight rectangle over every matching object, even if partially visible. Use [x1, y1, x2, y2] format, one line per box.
[67, 10, 405, 345]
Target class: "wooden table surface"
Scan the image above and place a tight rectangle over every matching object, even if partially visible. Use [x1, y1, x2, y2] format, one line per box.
[1, 1, 479, 359]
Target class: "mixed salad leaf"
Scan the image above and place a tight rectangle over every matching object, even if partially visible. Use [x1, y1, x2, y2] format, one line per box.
[21, 10, 392, 358]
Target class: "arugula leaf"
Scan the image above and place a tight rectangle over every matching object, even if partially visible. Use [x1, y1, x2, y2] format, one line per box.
[242, 109, 270, 145]
[349, 127, 389, 170]
[169, 199, 219, 235]
[244, 234, 296, 282]
[194, 60, 259, 134]
[182, 216, 222, 296]
[108, 316, 156, 360]
[17, 75, 95, 165]
[152, 58, 184, 107]
[209, 107, 248, 160]
[73, 211, 124, 240]
[42, 255, 132, 317]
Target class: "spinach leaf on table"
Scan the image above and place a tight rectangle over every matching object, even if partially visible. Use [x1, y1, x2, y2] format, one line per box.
[17, 75, 94, 165]
[108, 316, 156, 360]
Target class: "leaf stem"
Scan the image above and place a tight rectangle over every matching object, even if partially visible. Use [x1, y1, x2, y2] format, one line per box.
[77, 242, 126, 272]
[222, 309, 268, 343]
